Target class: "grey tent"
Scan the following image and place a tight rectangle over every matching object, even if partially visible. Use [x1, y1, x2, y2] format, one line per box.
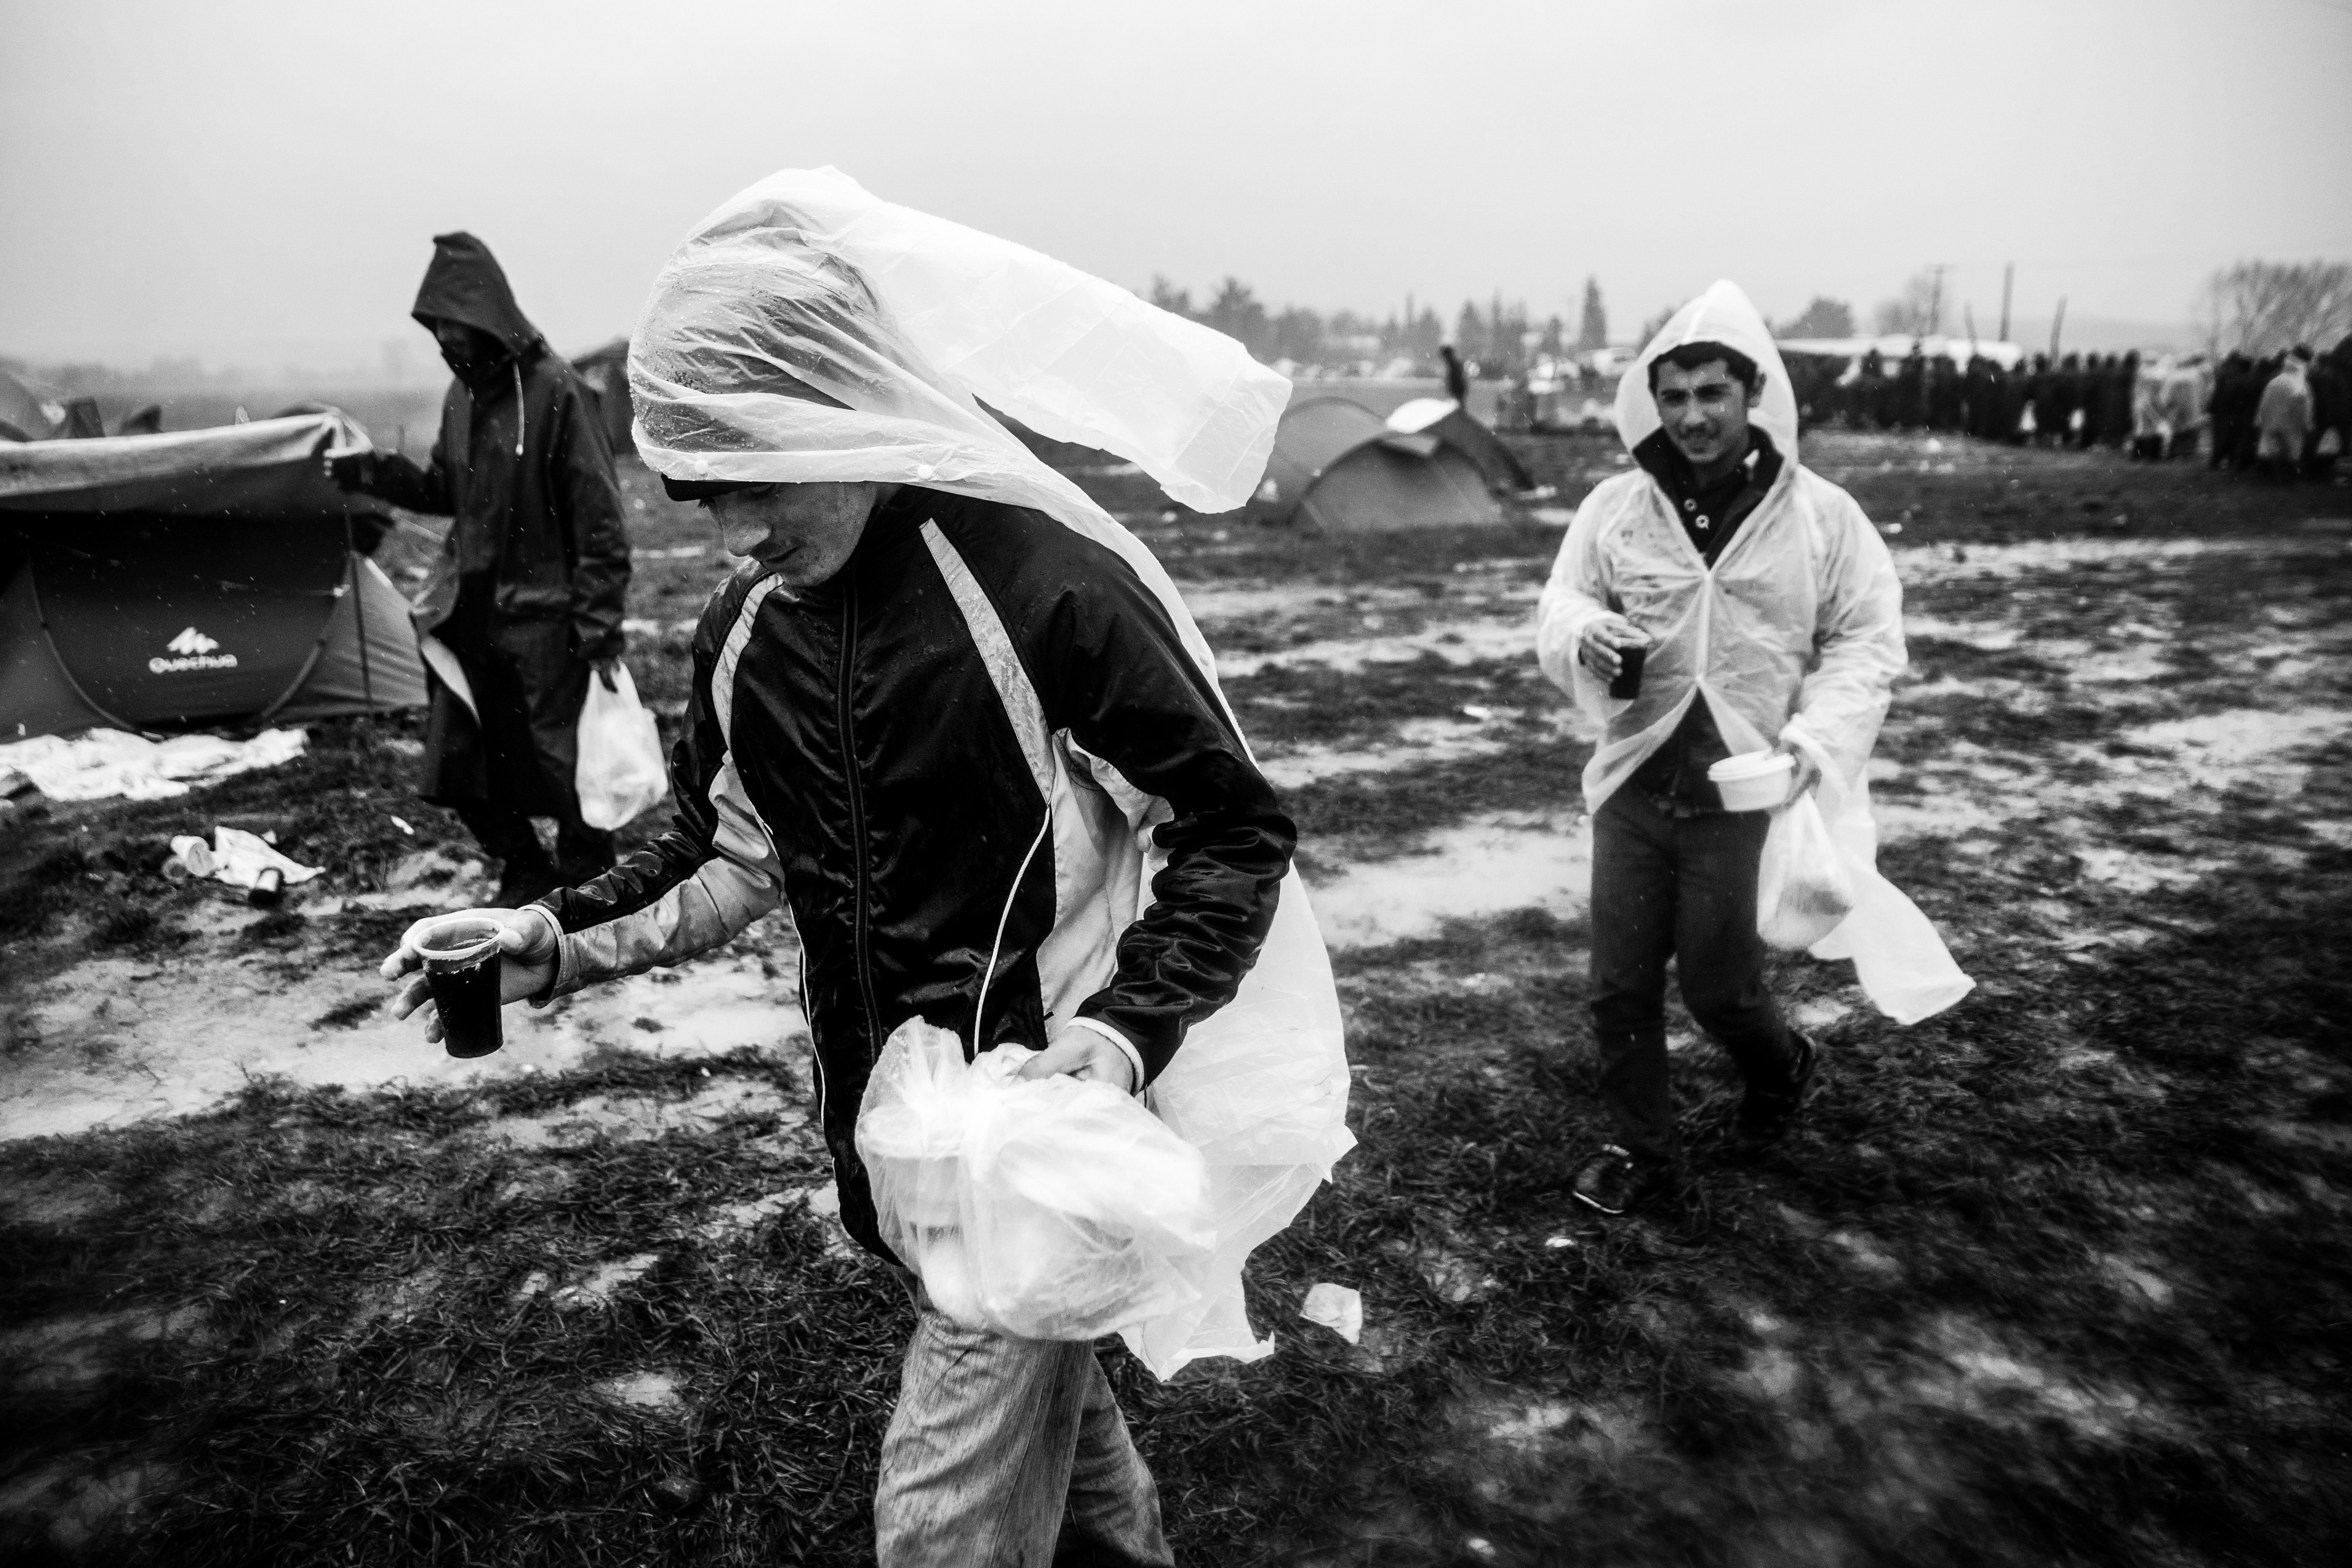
[1256, 396, 1501, 531]
[0, 366, 59, 443]
[571, 338, 635, 455]
[0, 411, 428, 740]
[1384, 397, 1535, 492]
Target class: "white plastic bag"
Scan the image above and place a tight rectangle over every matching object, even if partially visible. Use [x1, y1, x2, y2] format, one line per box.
[857, 1019, 1215, 1341]
[1808, 802, 1975, 1025]
[1757, 793, 1855, 951]
[574, 664, 667, 830]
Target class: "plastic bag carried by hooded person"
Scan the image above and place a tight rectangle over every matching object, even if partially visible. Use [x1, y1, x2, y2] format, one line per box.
[1536, 279, 1970, 1026]
[633, 168, 1353, 1377]
[575, 663, 667, 829]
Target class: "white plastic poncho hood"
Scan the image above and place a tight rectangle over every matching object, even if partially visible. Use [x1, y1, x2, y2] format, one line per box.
[1539, 280, 1971, 1024]
[630, 168, 1353, 1376]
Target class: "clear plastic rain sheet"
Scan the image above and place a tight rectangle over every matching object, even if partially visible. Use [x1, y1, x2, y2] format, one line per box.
[1536, 280, 1969, 1024]
[630, 168, 1352, 1376]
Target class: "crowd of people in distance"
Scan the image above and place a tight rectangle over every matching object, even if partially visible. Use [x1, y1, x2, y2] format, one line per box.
[1779, 337, 2352, 482]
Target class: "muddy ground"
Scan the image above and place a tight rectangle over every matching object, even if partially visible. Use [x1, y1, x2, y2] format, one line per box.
[2, 429, 2348, 1566]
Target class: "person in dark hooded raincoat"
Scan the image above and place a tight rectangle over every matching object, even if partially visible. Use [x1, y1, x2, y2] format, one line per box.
[335, 232, 633, 903]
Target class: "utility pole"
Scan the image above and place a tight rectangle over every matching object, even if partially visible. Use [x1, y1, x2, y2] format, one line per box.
[2049, 296, 2067, 359]
[1925, 264, 1954, 337]
[1997, 262, 2014, 343]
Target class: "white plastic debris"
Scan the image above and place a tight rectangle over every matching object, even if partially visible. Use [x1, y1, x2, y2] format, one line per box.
[167, 826, 322, 893]
[1298, 1282, 1363, 1344]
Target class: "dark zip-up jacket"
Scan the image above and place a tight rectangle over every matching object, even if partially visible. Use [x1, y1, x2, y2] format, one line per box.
[353, 232, 631, 809]
[531, 489, 1294, 1261]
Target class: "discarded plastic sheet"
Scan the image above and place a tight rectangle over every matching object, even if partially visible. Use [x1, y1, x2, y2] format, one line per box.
[1298, 1282, 1363, 1344]
[168, 826, 322, 894]
[0, 728, 307, 803]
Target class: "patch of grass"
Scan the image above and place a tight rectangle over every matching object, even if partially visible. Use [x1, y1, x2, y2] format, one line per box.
[239, 910, 306, 947]
[310, 998, 379, 1031]
[90, 901, 162, 948]
[1285, 732, 1589, 859]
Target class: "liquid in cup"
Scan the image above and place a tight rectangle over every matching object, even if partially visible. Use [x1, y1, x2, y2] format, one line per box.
[422, 918, 505, 1059]
[1608, 640, 1648, 699]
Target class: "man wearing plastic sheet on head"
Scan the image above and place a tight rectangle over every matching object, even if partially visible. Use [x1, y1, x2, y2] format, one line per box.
[332, 233, 633, 905]
[377, 170, 1353, 1566]
[1536, 281, 1969, 1219]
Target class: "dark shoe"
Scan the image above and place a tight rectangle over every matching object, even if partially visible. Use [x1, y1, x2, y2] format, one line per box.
[1734, 1030, 1819, 1152]
[1571, 1144, 1673, 1217]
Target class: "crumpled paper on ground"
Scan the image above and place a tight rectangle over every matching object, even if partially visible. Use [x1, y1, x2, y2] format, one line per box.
[170, 826, 322, 892]
[1299, 1282, 1363, 1345]
[0, 728, 308, 802]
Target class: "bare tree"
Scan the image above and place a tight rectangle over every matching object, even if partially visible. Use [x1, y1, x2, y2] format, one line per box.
[1871, 271, 1942, 336]
[1576, 277, 1608, 351]
[1777, 297, 1856, 339]
[2196, 260, 2352, 356]
[1147, 276, 1195, 319]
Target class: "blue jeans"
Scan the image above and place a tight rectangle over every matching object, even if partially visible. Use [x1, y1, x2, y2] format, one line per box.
[875, 1302, 1174, 1567]
[1587, 787, 1796, 1162]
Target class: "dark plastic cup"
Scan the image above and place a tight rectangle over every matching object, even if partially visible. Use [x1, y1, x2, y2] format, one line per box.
[1608, 641, 1648, 700]
[422, 918, 504, 1060]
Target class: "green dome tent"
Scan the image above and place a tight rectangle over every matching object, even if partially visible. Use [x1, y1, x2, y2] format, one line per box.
[0, 411, 428, 740]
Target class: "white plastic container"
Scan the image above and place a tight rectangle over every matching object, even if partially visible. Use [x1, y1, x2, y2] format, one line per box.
[1708, 750, 1796, 812]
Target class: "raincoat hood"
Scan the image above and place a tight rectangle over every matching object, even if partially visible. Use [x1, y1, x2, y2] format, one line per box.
[412, 232, 541, 359]
[1614, 279, 1800, 465]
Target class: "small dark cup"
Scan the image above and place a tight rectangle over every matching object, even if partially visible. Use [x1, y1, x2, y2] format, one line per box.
[1608, 642, 1648, 700]
[421, 918, 504, 1060]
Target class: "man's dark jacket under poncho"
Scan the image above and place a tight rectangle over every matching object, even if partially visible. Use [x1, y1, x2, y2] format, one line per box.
[529, 490, 1294, 1263]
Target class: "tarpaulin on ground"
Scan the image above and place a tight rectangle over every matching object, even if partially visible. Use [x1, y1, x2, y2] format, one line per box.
[0, 727, 309, 802]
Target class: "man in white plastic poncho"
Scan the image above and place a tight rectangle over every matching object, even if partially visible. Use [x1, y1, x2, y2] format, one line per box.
[1537, 281, 1968, 1217]
[378, 170, 1352, 1566]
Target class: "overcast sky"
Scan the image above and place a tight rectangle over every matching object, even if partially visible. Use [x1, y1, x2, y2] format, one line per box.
[5, 0, 2349, 368]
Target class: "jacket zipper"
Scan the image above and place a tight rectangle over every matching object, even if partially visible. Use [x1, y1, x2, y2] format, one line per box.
[837, 575, 884, 1062]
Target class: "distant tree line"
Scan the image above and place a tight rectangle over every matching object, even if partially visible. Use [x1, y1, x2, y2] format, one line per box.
[1146, 273, 1618, 378]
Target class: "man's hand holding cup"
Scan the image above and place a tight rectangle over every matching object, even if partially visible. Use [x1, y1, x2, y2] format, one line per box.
[1578, 615, 1651, 696]
[381, 908, 559, 1052]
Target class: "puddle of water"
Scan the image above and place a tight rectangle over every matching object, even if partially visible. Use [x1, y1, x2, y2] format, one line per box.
[594, 1369, 686, 1412]
[1305, 813, 1590, 949]
[1893, 535, 2290, 587]
[1218, 616, 1535, 680]
[1, 922, 806, 1144]
[1902, 615, 2024, 652]
[1261, 713, 1595, 792]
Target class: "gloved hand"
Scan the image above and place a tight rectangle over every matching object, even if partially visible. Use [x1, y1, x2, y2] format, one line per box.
[325, 450, 379, 493]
